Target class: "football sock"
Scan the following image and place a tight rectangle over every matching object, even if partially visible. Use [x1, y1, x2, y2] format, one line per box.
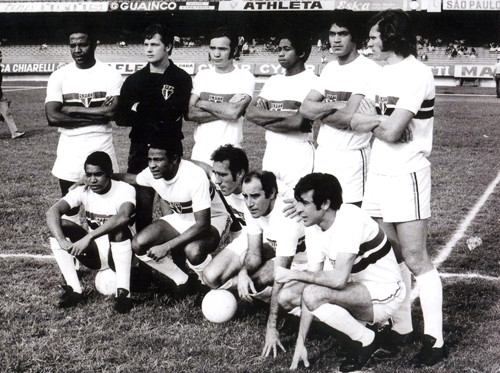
[391, 262, 414, 335]
[312, 304, 375, 347]
[416, 268, 444, 347]
[62, 213, 80, 225]
[187, 254, 212, 284]
[110, 240, 133, 296]
[137, 254, 189, 286]
[50, 237, 82, 294]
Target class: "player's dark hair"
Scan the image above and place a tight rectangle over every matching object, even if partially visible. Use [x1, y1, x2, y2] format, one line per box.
[85, 151, 113, 177]
[367, 9, 417, 58]
[294, 173, 343, 211]
[148, 137, 183, 159]
[209, 27, 238, 59]
[328, 10, 364, 49]
[211, 144, 249, 181]
[68, 25, 97, 46]
[243, 171, 278, 199]
[277, 28, 312, 63]
[143, 24, 174, 55]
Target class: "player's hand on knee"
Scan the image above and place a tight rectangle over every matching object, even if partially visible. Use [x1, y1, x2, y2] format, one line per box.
[58, 238, 73, 252]
[147, 243, 170, 262]
[256, 97, 270, 110]
[69, 234, 93, 256]
[275, 267, 293, 284]
[358, 97, 376, 114]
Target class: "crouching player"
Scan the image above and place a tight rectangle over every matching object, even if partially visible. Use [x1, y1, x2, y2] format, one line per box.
[276, 173, 404, 372]
[46, 151, 135, 313]
[203, 171, 306, 358]
[114, 137, 229, 293]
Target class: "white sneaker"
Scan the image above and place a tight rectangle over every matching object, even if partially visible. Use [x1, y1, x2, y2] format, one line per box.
[12, 131, 25, 139]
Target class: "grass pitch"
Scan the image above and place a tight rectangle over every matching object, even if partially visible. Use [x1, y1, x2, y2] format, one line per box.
[1, 83, 500, 372]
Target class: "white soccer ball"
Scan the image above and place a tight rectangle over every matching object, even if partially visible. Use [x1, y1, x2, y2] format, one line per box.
[202, 290, 238, 323]
[95, 268, 117, 295]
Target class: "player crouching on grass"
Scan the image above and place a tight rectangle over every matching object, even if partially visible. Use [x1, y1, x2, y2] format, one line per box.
[112, 137, 229, 297]
[204, 171, 307, 358]
[46, 151, 135, 313]
[275, 173, 405, 372]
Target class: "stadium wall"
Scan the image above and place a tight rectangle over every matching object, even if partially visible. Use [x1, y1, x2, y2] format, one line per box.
[1, 60, 496, 87]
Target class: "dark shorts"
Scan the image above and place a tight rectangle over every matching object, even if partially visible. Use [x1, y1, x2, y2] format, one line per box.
[127, 141, 149, 174]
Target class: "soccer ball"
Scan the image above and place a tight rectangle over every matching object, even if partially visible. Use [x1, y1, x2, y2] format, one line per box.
[95, 268, 117, 295]
[202, 290, 238, 323]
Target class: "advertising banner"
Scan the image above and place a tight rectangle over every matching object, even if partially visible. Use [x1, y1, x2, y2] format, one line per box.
[443, 0, 500, 10]
[0, 2, 108, 12]
[108, 1, 217, 11]
[454, 64, 495, 78]
[219, 0, 336, 11]
[219, 0, 406, 10]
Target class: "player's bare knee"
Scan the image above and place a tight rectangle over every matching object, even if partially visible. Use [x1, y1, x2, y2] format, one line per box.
[131, 234, 148, 256]
[302, 285, 324, 311]
[278, 287, 297, 310]
[108, 227, 132, 243]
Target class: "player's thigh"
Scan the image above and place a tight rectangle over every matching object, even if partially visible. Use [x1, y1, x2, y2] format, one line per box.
[132, 219, 179, 254]
[303, 282, 374, 322]
[375, 218, 403, 262]
[203, 248, 243, 288]
[396, 219, 433, 275]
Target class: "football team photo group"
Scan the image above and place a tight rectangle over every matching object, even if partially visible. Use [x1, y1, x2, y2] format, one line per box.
[3, 5, 500, 373]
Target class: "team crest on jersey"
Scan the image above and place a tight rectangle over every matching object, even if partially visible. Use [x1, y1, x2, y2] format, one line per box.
[162, 85, 174, 100]
[169, 202, 183, 214]
[79, 93, 94, 108]
[378, 96, 389, 115]
[209, 94, 224, 103]
[324, 93, 337, 103]
[270, 103, 283, 111]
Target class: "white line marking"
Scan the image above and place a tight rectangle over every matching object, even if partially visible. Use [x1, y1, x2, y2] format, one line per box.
[4, 87, 46, 92]
[412, 169, 500, 300]
[439, 272, 500, 281]
[0, 253, 53, 259]
[433, 169, 500, 268]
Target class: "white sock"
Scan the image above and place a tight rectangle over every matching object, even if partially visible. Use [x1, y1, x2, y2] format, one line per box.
[391, 262, 414, 335]
[311, 304, 374, 347]
[186, 254, 212, 284]
[110, 240, 132, 296]
[50, 237, 82, 293]
[416, 268, 444, 347]
[137, 254, 188, 286]
[62, 213, 80, 225]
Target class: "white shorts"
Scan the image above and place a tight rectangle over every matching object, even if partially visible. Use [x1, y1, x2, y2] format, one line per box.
[161, 213, 230, 237]
[362, 167, 431, 222]
[191, 141, 242, 167]
[363, 280, 405, 323]
[314, 147, 370, 203]
[52, 132, 119, 182]
[262, 141, 315, 198]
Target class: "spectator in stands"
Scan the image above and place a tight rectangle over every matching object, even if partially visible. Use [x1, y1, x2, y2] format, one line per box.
[115, 23, 193, 232]
[0, 50, 25, 139]
[45, 25, 122, 225]
[494, 56, 500, 98]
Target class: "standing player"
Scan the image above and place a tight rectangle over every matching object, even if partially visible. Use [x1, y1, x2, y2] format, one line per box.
[113, 137, 229, 291]
[0, 50, 25, 139]
[186, 27, 255, 172]
[45, 25, 122, 224]
[245, 29, 317, 198]
[116, 24, 193, 233]
[205, 171, 305, 358]
[276, 173, 404, 372]
[46, 151, 135, 313]
[299, 10, 381, 206]
[494, 55, 500, 98]
[332, 9, 445, 367]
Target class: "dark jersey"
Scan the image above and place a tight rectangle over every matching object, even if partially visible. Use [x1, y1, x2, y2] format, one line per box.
[116, 61, 192, 144]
